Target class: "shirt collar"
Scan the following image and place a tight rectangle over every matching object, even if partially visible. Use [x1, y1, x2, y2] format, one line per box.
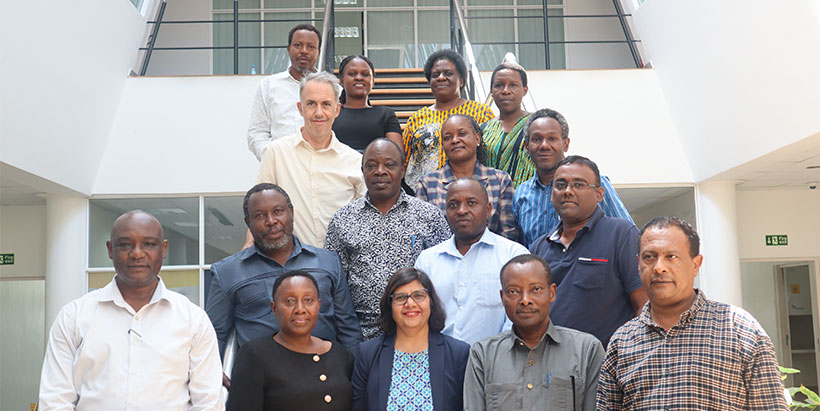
[240, 236, 313, 263]
[96, 276, 171, 307]
[533, 176, 553, 190]
[441, 163, 493, 185]
[505, 320, 562, 351]
[294, 129, 343, 154]
[640, 289, 707, 329]
[441, 227, 495, 258]
[362, 191, 411, 213]
[546, 205, 605, 242]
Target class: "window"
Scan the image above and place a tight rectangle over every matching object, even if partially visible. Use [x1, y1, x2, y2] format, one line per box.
[88, 195, 247, 306]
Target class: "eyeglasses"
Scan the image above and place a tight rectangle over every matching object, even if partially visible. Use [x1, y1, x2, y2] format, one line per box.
[553, 181, 600, 192]
[390, 289, 429, 306]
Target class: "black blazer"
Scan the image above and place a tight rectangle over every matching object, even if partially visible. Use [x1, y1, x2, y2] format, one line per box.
[351, 331, 470, 411]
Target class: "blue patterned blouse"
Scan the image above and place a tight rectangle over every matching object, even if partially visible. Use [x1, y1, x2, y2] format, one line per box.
[387, 349, 434, 410]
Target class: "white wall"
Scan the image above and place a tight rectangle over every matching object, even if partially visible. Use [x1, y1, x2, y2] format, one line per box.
[93, 76, 260, 194]
[145, 0, 213, 75]
[628, 1, 820, 181]
[737, 189, 820, 260]
[0, 1, 148, 195]
[564, 0, 637, 69]
[0, 205, 47, 279]
[506, 69, 693, 184]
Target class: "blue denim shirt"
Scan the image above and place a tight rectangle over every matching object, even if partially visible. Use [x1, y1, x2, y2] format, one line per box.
[206, 236, 363, 356]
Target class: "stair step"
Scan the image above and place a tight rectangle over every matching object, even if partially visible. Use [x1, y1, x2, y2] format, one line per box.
[372, 99, 435, 106]
[374, 77, 429, 84]
[370, 88, 432, 95]
[396, 111, 415, 119]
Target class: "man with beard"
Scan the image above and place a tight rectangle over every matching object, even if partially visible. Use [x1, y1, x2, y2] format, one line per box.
[325, 139, 451, 339]
[415, 178, 527, 345]
[247, 24, 321, 160]
[206, 183, 362, 387]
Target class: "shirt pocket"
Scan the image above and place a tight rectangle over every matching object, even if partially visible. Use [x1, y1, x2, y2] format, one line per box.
[571, 260, 607, 290]
[234, 281, 272, 319]
[486, 383, 517, 411]
[546, 376, 583, 410]
[474, 279, 503, 307]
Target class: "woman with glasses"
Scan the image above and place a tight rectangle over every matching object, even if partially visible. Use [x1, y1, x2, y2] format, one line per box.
[351, 267, 470, 411]
[227, 270, 354, 411]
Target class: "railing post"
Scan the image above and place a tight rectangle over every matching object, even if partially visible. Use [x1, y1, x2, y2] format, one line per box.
[326, 1, 335, 72]
[611, 0, 642, 68]
[233, 0, 239, 75]
[139, 0, 167, 76]
[449, 0, 457, 50]
[541, 0, 551, 69]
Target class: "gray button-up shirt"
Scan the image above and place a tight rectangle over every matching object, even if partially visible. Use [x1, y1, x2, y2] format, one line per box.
[464, 321, 604, 411]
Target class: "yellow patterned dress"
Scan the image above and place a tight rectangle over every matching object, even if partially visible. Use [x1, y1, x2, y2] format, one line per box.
[402, 100, 494, 189]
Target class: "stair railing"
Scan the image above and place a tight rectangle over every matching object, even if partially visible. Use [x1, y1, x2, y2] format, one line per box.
[316, 0, 336, 73]
[449, 0, 487, 103]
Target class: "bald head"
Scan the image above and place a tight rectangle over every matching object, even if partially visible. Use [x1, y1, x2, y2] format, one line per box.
[110, 210, 164, 241]
[363, 138, 403, 166]
[107, 210, 168, 289]
[446, 177, 489, 203]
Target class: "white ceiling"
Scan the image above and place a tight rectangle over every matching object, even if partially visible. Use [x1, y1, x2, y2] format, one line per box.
[715, 131, 820, 190]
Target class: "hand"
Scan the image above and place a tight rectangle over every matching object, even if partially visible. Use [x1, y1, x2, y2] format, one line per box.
[222, 372, 231, 389]
[242, 229, 254, 250]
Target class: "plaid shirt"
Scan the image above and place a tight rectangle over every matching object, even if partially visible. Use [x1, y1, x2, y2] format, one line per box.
[597, 290, 788, 410]
[415, 162, 519, 242]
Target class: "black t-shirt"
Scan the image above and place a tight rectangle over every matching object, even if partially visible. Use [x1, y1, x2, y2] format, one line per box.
[332, 106, 402, 151]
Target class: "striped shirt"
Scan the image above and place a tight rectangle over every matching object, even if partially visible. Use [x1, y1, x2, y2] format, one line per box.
[597, 290, 788, 411]
[513, 174, 632, 247]
[402, 100, 495, 189]
[415, 162, 519, 242]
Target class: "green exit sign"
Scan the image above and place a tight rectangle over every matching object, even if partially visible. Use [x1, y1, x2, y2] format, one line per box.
[765, 235, 788, 246]
[0, 253, 14, 265]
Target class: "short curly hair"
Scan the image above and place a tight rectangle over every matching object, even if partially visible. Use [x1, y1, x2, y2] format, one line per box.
[423, 49, 467, 83]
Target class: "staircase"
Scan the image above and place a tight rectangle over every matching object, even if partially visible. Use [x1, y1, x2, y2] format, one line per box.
[369, 69, 433, 129]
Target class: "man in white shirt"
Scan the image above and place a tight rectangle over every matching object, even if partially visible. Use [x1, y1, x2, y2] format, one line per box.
[415, 178, 528, 344]
[255, 71, 366, 248]
[38, 211, 223, 410]
[247, 24, 321, 160]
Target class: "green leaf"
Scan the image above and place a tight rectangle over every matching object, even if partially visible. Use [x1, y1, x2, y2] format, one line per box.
[781, 366, 802, 375]
[799, 386, 820, 404]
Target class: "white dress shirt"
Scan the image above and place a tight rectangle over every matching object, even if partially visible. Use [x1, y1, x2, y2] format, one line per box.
[257, 130, 366, 248]
[247, 70, 303, 160]
[38, 277, 224, 411]
[415, 228, 528, 345]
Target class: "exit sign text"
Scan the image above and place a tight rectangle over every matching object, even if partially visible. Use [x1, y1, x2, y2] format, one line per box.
[765, 235, 788, 246]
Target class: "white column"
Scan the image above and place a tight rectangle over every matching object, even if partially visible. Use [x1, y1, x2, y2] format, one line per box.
[45, 195, 89, 330]
[696, 181, 742, 307]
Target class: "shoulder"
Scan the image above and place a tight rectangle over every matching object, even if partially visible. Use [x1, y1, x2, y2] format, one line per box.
[470, 332, 511, 355]
[331, 197, 367, 219]
[440, 333, 471, 353]
[301, 243, 342, 263]
[418, 238, 451, 257]
[210, 247, 256, 274]
[596, 213, 638, 235]
[514, 178, 537, 197]
[528, 233, 550, 253]
[406, 195, 445, 215]
[607, 316, 645, 347]
[163, 287, 212, 321]
[493, 233, 528, 255]
[554, 325, 602, 348]
[706, 299, 768, 337]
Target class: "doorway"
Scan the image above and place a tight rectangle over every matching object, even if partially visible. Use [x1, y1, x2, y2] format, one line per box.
[775, 263, 820, 391]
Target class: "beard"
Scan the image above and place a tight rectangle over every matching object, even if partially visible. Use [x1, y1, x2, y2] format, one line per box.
[255, 229, 291, 253]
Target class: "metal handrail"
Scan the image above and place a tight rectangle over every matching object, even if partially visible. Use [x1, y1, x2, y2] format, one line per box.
[450, 0, 487, 103]
[316, 0, 335, 72]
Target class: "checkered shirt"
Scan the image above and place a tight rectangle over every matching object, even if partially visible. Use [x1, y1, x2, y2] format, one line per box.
[597, 290, 788, 410]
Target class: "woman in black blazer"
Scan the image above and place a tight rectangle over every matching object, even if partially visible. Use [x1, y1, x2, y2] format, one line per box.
[352, 267, 470, 411]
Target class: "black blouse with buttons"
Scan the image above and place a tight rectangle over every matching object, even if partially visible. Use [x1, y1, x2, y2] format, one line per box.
[227, 335, 354, 411]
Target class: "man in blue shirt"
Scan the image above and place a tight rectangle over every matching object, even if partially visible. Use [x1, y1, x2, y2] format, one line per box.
[415, 178, 528, 344]
[529, 156, 647, 346]
[513, 108, 632, 247]
[206, 183, 362, 384]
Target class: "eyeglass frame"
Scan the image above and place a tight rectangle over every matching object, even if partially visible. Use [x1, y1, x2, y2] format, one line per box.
[390, 288, 430, 306]
[553, 180, 600, 192]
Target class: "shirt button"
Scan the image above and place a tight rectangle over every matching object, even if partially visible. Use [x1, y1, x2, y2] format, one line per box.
[528, 360, 534, 366]
[519, 342, 524, 346]
[324, 395, 332, 403]
[319, 374, 327, 382]
[527, 383, 533, 390]
[313, 355, 320, 362]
